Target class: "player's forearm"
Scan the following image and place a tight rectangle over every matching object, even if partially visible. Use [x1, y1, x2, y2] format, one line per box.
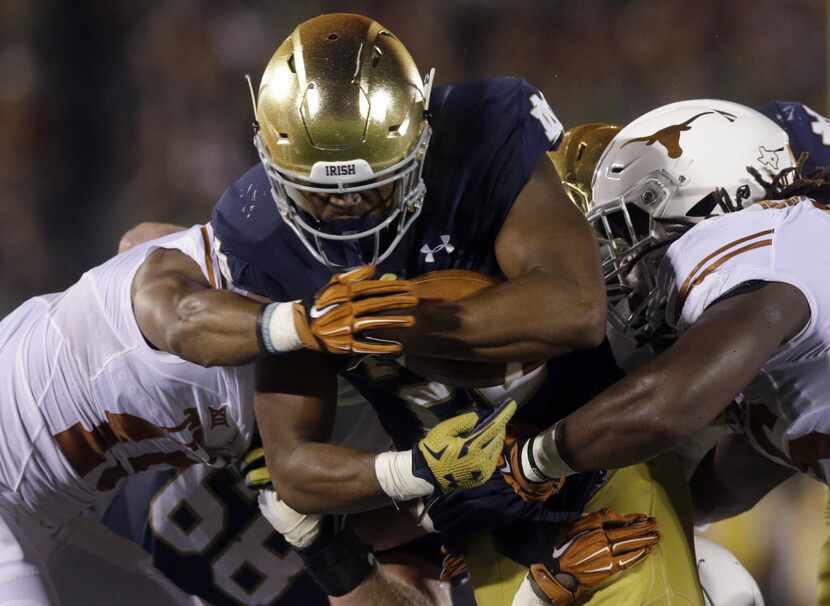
[526, 289, 800, 476]
[399, 269, 606, 362]
[163, 288, 268, 366]
[269, 443, 419, 514]
[551, 348, 753, 472]
[165, 291, 315, 367]
[555, 373, 690, 471]
[524, 360, 737, 477]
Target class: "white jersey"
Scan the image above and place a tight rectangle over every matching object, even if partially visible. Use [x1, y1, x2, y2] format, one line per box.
[659, 198, 830, 482]
[0, 224, 255, 526]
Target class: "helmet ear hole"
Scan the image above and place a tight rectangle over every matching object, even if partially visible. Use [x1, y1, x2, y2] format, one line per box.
[287, 54, 296, 74]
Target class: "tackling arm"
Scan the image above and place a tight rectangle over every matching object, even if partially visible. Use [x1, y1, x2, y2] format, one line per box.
[133, 251, 419, 367]
[132, 248, 269, 367]
[509, 282, 809, 480]
[394, 157, 606, 363]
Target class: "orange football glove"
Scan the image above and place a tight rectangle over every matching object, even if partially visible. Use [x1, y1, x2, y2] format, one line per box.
[294, 266, 417, 355]
[523, 508, 659, 605]
[501, 430, 565, 503]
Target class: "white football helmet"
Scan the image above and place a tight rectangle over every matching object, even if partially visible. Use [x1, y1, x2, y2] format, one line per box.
[695, 536, 765, 606]
[588, 99, 795, 340]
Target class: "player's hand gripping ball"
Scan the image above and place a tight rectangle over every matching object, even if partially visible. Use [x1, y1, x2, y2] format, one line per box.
[403, 270, 545, 386]
[295, 265, 418, 355]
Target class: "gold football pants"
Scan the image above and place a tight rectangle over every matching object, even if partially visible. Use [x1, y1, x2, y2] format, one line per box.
[464, 460, 704, 605]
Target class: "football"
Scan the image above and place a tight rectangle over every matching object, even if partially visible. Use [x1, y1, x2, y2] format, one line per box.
[410, 269, 500, 302]
[404, 270, 545, 387]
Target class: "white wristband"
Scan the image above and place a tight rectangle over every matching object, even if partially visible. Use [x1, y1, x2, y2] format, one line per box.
[530, 421, 577, 479]
[374, 451, 433, 502]
[521, 439, 548, 483]
[258, 489, 321, 549]
[261, 301, 303, 353]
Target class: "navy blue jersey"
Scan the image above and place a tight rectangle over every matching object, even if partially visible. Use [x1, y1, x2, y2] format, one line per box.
[211, 77, 622, 446]
[103, 465, 328, 606]
[103, 396, 392, 606]
[212, 77, 561, 298]
[756, 101, 830, 173]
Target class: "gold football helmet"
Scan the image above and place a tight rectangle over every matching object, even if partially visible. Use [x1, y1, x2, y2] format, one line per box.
[548, 123, 620, 214]
[252, 13, 434, 268]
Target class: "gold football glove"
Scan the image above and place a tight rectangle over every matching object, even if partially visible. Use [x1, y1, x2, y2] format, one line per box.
[295, 265, 418, 355]
[241, 447, 272, 491]
[412, 400, 517, 493]
[523, 508, 659, 605]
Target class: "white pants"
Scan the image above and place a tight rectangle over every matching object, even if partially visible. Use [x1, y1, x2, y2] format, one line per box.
[0, 494, 208, 606]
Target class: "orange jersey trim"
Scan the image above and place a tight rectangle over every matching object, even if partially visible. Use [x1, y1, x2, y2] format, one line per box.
[676, 230, 774, 314]
[200, 226, 218, 289]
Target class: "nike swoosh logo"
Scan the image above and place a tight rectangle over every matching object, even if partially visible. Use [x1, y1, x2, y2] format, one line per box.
[585, 563, 613, 573]
[310, 303, 337, 319]
[552, 537, 576, 560]
[423, 444, 448, 460]
[617, 552, 643, 567]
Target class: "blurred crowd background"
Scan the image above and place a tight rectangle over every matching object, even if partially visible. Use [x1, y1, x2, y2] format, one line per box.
[1, 1, 827, 604]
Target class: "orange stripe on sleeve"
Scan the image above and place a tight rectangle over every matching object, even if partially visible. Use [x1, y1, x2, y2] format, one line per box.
[677, 229, 773, 304]
[199, 226, 218, 289]
[676, 238, 772, 313]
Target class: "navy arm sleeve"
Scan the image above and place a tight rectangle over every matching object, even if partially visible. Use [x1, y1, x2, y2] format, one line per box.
[757, 100, 830, 172]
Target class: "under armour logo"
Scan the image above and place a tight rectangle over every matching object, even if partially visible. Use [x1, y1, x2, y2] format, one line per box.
[420, 235, 454, 263]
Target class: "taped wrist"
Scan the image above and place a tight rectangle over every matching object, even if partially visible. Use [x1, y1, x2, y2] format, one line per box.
[375, 450, 434, 501]
[530, 421, 577, 479]
[257, 302, 303, 353]
[297, 517, 376, 597]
